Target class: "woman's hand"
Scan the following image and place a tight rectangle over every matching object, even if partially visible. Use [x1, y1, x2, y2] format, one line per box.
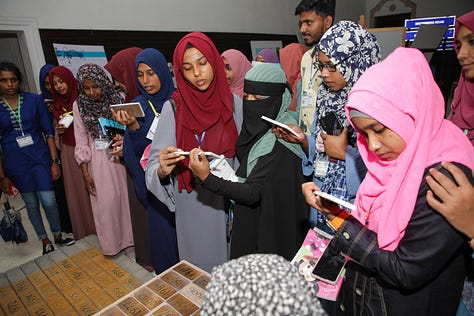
[302, 182, 340, 220]
[55, 123, 66, 135]
[273, 124, 309, 154]
[321, 127, 348, 161]
[426, 162, 474, 239]
[157, 146, 186, 179]
[188, 148, 211, 181]
[111, 109, 139, 131]
[83, 173, 96, 196]
[109, 134, 123, 157]
[0, 177, 12, 194]
[51, 163, 61, 181]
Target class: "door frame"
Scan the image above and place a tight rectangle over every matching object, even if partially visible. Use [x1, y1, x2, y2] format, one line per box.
[0, 17, 45, 93]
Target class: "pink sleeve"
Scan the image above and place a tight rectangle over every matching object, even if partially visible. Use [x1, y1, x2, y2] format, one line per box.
[73, 101, 92, 164]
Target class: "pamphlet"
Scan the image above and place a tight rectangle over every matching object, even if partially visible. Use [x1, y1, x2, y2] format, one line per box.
[261, 115, 299, 137]
[109, 102, 145, 117]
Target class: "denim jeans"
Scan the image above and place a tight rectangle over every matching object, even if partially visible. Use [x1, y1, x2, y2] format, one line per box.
[20, 191, 62, 240]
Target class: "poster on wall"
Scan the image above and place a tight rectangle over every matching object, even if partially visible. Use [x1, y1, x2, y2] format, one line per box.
[249, 40, 283, 63]
[53, 43, 108, 77]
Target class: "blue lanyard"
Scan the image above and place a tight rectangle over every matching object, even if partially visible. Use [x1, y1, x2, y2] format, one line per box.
[195, 131, 206, 148]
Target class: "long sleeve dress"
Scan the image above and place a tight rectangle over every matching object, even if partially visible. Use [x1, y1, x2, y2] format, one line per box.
[145, 96, 242, 272]
[73, 101, 134, 255]
[199, 141, 310, 260]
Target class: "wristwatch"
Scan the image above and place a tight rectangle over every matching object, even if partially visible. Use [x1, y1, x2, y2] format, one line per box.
[51, 157, 61, 165]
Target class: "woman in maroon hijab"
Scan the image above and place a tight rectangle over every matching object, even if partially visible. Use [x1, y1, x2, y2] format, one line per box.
[49, 66, 95, 240]
[449, 10, 474, 146]
[145, 32, 243, 272]
[105, 47, 143, 103]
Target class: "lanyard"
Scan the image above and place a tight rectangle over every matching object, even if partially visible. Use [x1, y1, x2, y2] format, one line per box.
[62, 107, 73, 117]
[195, 131, 206, 148]
[2, 95, 24, 135]
[147, 100, 158, 116]
[307, 47, 319, 91]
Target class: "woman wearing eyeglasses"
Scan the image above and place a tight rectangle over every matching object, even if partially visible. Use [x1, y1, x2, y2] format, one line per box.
[275, 21, 381, 234]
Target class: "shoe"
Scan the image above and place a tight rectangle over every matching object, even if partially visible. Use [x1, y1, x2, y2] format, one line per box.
[43, 243, 55, 255]
[54, 235, 75, 246]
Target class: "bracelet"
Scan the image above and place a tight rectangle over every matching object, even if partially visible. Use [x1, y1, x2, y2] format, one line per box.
[327, 210, 350, 231]
[51, 157, 62, 165]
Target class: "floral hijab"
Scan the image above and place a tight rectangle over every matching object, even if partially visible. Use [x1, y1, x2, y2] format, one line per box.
[76, 63, 122, 139]
[314, 21, 381, 201]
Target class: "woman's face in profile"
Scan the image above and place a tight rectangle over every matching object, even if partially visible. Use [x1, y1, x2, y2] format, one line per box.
[222, 56, 234, 85]
[182, 47, 214, 91]
[455, 25, 474, 80]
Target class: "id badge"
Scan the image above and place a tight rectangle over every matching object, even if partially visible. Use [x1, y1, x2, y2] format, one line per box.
[301, 91, 315, 108]
[315, 153, 329, 177]
[16, 134, 34, 148]
[146, 114, 160, 141]
[209, 158, 238, 182]
[94, 138, 110, 150]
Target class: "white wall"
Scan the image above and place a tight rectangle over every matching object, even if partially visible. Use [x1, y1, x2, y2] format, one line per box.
[3, 0, 470, 36]
[364, 0, 473, 23]
[1, 0, 301, 35]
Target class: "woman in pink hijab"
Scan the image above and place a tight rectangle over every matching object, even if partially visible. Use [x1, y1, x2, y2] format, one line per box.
[221, 49, 252, 99]
[302, 47, 474, 315]
[449, 10, 474, 146]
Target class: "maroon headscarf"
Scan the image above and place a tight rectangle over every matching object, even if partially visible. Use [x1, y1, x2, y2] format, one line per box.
[104, 47, 142, 103]
[279, 43, 308, 111]
[449, 10, 474, 146]
[49, 66, 78, 146]
[172, 32, 238, 192]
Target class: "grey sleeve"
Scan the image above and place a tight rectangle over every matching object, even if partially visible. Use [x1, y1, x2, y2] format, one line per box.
[145, 101, 177, 212]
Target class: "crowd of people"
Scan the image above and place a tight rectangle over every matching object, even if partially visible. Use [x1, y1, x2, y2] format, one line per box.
[0, 1, 473, 315]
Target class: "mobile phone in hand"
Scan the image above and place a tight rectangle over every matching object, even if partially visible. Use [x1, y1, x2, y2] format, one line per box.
[312, 246, 346, 284]
[320, 111, 343, 136]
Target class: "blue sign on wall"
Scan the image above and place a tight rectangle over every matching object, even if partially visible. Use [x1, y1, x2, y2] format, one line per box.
[404, 16, 456, 50]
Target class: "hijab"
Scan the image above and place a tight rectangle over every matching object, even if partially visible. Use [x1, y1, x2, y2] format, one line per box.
[76, 63, 123, 139]
[221, 49, 252, 99]
[346, 47, 474, 251]
[256, 48, 280, 63]
[202, 254, 326, 316]
[236, 63, 300, 178]
[279, 43, 308, 111]
[134, 48, 175, 113]
[315, 21, 381, 201]
[104, 47, 142, 103]
[39, 64, 55, 100]
[49, 66, 79, 146]
[449, 10, 474, 146]
[172, 32, 238, 192]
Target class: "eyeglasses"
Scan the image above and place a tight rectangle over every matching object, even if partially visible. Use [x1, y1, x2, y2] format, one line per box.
[314, 54, 353, 73]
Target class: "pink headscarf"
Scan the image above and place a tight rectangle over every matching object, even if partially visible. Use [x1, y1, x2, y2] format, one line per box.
[279, 43, 308, 111]
[346, 47, 474, 251]
[221, 49, 252, 99]
[449, 10, 474, 146]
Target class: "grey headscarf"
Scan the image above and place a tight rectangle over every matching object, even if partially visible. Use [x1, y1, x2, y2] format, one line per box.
[201, 254, 327, 316]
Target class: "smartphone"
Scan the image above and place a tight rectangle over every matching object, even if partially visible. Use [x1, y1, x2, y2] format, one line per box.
[320, 111, 343, 136]
[312, 246, 346, 284]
